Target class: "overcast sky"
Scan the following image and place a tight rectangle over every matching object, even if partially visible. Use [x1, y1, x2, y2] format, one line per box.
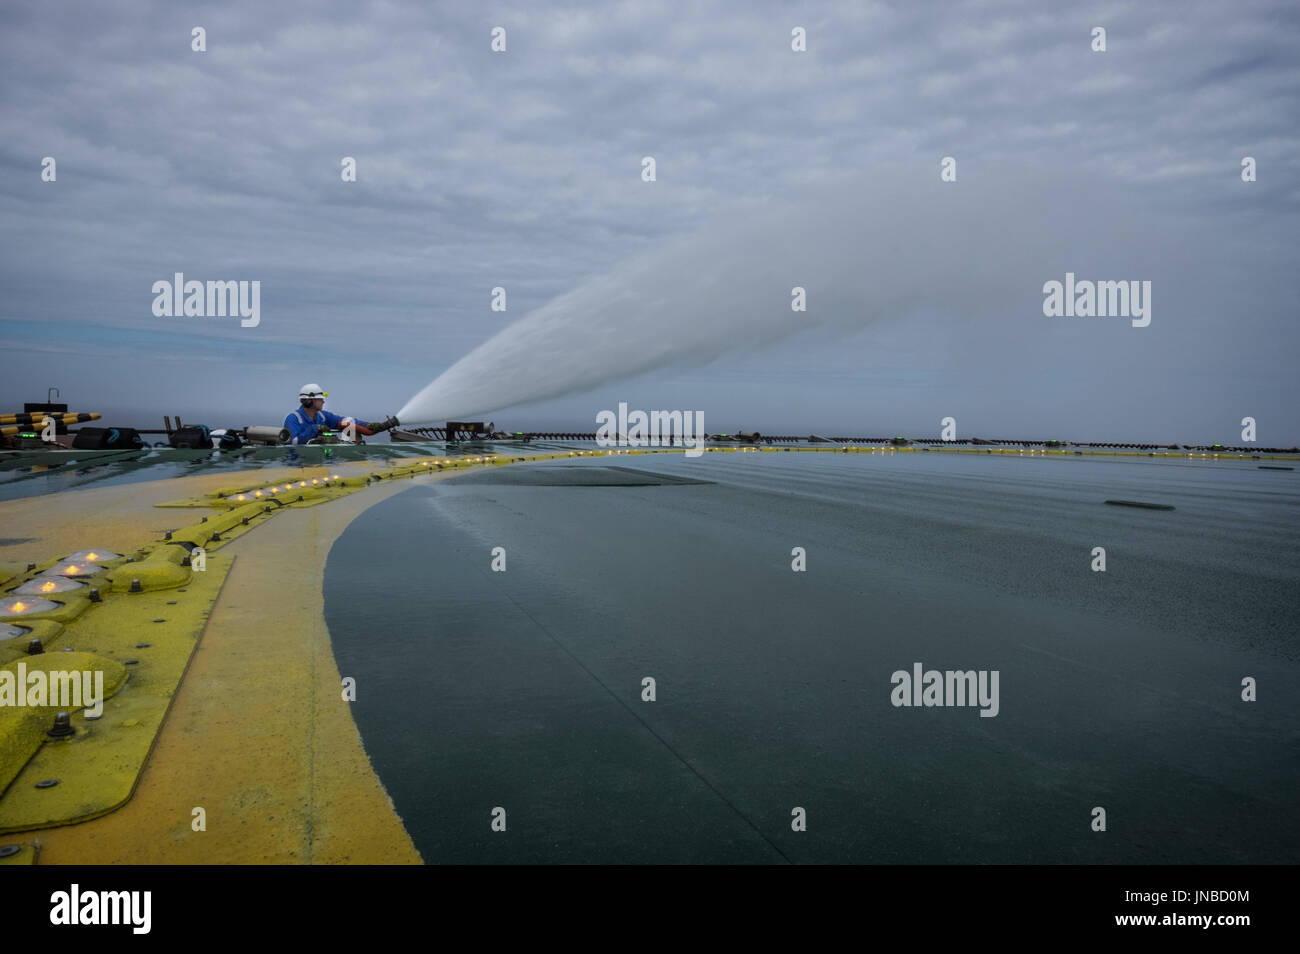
[1, 1, 1297, 442]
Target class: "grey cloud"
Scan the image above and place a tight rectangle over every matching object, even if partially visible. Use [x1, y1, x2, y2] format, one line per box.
[0, 0, 1296, 440]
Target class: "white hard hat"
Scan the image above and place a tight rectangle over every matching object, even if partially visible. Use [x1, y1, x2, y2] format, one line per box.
[299, 383, 328, 400]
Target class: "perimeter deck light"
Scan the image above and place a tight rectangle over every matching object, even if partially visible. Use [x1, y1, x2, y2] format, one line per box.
[15, 578, 85, 596]
[1, 596, 59, 617]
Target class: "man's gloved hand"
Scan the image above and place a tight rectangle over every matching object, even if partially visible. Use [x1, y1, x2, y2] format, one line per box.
[368, 415, 400, 433]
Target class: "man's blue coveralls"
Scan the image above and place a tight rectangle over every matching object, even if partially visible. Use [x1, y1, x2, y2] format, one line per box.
[283, 407, 369, 444]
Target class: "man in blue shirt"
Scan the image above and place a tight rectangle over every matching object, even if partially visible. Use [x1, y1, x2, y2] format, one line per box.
[284, 383, 377, 444]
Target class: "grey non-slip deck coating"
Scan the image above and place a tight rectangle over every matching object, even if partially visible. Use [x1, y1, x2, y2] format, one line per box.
[325, 452, 1300, 864]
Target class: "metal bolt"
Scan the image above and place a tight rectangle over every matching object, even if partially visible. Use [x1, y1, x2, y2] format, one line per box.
[129, 579, 143, 593]
[26, 638, 43, 655]
[47, 711, 74, 738]
[34, 779, 58, 789]
[89, 587, 101, 602]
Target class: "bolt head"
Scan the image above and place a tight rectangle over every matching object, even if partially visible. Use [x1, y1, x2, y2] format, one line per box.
[47, 711, 74, 738]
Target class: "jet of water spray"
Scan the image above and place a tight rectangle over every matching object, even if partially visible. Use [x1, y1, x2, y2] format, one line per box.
[398, 166, 1150, 423]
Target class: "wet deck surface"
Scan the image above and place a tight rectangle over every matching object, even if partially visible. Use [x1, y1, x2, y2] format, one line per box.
[327, 452, 1300, 863]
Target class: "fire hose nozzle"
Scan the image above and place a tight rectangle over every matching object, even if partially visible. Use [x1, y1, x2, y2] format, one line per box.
[370, 415, 400, 433]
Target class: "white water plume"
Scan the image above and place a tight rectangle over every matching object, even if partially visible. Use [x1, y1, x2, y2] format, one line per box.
[398, 166, 1154, 423]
